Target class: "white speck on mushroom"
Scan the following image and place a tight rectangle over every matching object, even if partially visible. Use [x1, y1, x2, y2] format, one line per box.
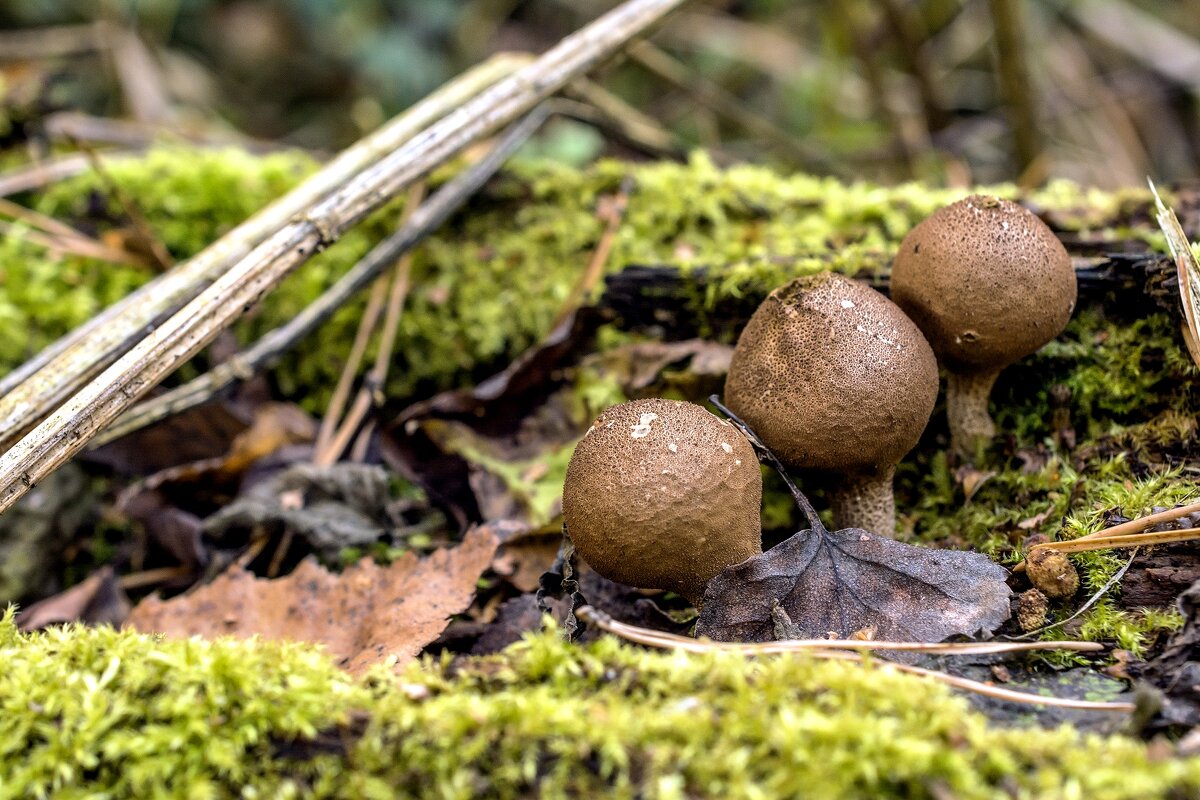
[840, 298, 855, 309]
[630, 412, 658, 439]
[668, 443, 678, 453]
[720, 442, 733, 453]
[735, 460, 742, 465]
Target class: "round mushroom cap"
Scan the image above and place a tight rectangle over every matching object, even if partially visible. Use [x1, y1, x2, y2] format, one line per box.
[724, 272, 938, 475]
[890, 194, 1076, 372]
[562, 398, 762, 600]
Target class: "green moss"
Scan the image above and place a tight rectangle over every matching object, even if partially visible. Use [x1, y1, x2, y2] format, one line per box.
[3, 609, 1199, 799]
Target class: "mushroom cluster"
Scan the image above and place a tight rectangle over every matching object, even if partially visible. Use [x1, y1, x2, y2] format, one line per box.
[560, 195, 1076, 605]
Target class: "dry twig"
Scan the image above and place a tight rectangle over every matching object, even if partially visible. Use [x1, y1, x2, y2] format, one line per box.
[1013, 498, 1200, 573]
[577, 606, 1133, 711]
[316, 181, 428, 466]
[0, 0, 693, 516]
[0, 53, 531, 438]
[1032, 527, 1200, 555]
[92, 106, 552, 447]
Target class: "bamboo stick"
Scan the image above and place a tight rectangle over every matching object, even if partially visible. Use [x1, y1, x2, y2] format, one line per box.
[0, 0, 691, 514]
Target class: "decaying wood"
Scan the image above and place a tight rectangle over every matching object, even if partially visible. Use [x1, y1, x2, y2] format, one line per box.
[0, 0, 692, 515]
[0, 53, 531, 444]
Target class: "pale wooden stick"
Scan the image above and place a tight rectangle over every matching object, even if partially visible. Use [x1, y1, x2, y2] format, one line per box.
[576, 607, 1101, 655]
[1073, 500, 1200, 542]
[0, 152, 111, 199]
[0, 0, 690, 513]
[313, 183, 426, 459]
[550, 175, 632, 330]
[313, 271, 390, 456]
[1014, 498, 1200, 572]
[577, 607, 1133, 711]
[315, 182, 426, 466]
[1031, 528, 1200, 555]
[0, 53, 529, 436]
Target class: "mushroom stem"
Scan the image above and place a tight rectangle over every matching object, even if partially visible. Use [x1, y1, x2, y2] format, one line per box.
[830, 467, 896, 536]
[945, 368, 1001, 460]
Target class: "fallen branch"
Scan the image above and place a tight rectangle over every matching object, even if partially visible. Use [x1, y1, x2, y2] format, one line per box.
[0, 53, 530, 442]
[92, 107, 550, 447]
[0, 0, 691, 514]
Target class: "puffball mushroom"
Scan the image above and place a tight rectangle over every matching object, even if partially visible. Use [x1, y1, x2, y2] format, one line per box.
[724, 272, 938, 536]
[561, 398, 762, 604]
[891, 195, 1077, 458]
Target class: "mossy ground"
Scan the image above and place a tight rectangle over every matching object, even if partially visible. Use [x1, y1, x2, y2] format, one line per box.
[3, 609, 1199, 800]
[4, 147, 1200, 793]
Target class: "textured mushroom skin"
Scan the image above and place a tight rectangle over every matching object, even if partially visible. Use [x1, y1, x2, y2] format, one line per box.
[723, 272, 939, 476]
[890, 194, 1077, 372]
[562, 399, 762, 601]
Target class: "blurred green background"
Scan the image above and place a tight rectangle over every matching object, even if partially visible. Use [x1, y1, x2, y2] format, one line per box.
[0, 0, 1197, 187]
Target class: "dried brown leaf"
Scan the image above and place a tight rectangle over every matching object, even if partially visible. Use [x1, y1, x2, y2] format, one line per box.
[18, 566, 130, 630]
[126, 524, 499, 673]
[696, 526, 1011, 644]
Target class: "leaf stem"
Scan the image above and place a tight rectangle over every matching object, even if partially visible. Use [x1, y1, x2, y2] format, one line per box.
[708, 394, 825, 533]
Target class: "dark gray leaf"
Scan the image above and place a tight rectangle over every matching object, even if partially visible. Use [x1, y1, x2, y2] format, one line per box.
[696, 526, 1011, 643]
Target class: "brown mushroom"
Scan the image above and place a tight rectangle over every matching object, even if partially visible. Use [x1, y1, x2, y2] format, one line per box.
[561, 398, 762, 603]
[723, 272, 938, 536]
[891, 195, 1077, 458]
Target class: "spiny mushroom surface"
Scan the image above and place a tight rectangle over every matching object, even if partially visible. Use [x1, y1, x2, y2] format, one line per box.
[891, 194, 1077, 459]
[723, 272, 938, 536]
[562, 398, 762, 603]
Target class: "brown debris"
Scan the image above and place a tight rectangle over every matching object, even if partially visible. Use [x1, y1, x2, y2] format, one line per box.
[696, 525, 1011, 644]
[17, 566, 130, 630]
[1026, 548, 1080, 599]
[126, 524, 499, 674]
[1017, 588, 1049, 632]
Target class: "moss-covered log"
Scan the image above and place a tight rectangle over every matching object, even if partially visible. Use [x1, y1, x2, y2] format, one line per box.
[6, 146, 1191, 409]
